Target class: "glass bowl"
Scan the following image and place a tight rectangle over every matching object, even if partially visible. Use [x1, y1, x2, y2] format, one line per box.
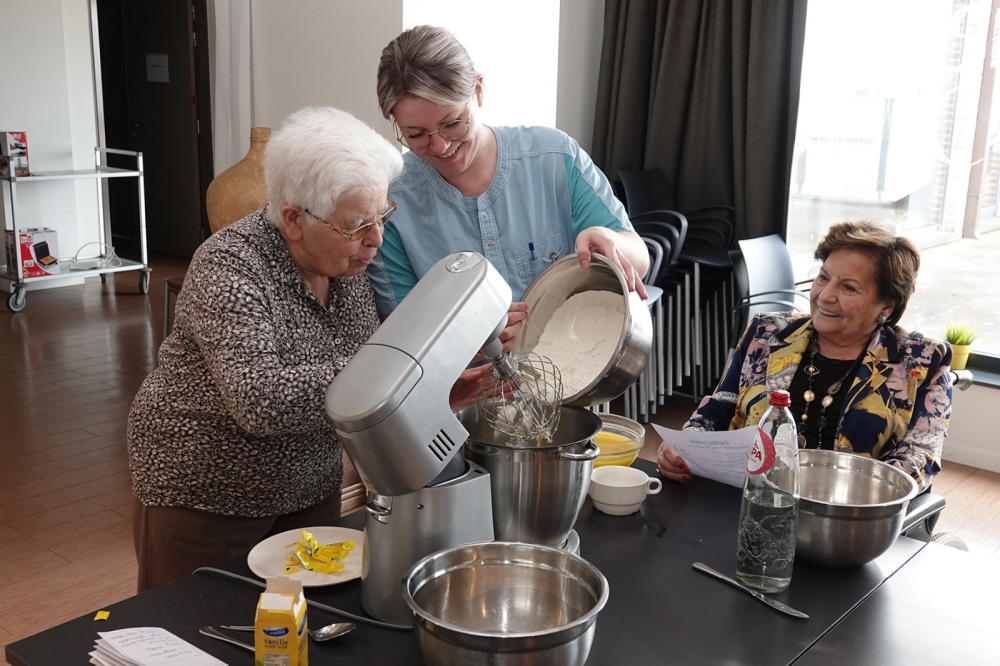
[593, 414, 644, 468]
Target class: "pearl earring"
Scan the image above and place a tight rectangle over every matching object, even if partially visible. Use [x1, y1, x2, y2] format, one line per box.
[877, 313, 887, 326]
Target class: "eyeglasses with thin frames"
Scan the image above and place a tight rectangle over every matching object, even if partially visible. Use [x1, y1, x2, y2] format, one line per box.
[395, 102, 474, 150]
[302, 198, 397, 241]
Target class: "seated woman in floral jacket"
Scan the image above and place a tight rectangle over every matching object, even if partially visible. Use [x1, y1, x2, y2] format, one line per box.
[658, 221, 952, 491]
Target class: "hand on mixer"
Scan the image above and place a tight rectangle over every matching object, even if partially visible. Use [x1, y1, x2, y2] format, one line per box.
[496, 302, 529, 353]
[449, 364, 496, 407]
[474, 303, 529, 360]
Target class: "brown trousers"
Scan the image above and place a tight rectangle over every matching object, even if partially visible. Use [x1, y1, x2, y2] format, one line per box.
[132, 492, 342, 593]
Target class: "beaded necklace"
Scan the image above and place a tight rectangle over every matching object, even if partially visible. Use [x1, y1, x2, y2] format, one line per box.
[799, 336, 869, 450]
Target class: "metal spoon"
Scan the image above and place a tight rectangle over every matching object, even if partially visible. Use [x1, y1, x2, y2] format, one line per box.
[309, 622, 356, 640]
[199, 626, 253, 652]
[220, 622, 356, 641]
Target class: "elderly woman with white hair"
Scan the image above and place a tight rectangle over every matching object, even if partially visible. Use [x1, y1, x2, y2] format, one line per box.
[127, 106, 484, 591]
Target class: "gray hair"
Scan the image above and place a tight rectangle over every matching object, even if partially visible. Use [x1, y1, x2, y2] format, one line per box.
[376, 25, 479, 119]
[263, 106, 403, 226]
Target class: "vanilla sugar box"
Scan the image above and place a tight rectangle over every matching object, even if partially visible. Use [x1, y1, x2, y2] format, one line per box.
[255, 576, 308, 666]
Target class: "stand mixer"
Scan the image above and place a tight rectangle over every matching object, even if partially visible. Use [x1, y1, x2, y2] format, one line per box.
[326, 251, 533, 624]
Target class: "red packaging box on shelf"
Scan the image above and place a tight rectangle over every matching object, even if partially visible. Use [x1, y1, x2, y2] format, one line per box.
[5, 228, 60, 277]
[0, 131, 29, 177]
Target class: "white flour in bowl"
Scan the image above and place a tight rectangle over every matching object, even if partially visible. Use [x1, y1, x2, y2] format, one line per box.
[530, 290, 625, 397]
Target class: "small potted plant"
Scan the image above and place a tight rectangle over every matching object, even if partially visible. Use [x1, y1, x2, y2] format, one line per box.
[944, 321, 977, 371]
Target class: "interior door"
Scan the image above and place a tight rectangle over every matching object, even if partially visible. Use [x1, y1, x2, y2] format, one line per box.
[120, 0, 206, 257]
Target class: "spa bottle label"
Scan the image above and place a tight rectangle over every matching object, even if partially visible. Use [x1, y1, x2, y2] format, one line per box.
[747, 428, 776, 475]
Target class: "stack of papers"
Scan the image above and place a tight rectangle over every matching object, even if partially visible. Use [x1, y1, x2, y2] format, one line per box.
[651, 424, 757, 488]
[89, 627, 226, 666]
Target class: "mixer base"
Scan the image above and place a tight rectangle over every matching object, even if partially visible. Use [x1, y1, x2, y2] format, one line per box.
[559, 530, 581, 555]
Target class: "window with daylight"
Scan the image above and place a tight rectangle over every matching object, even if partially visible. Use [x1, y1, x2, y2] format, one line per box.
[789, 0, 1000, 357]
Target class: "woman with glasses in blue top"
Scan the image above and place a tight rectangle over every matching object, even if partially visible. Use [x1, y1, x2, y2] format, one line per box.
[371, 25, 649, 350]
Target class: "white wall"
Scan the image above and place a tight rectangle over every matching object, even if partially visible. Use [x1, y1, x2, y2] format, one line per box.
[556, 0, 605, 152]
[247, 0, 565, 135]
[944, 384, 1000, 474]
[403, 1, 560, 130]
[0, 0, 100, 275]
[249, 0, 403, 144]
[245, 0, 598, 155]
[62, 0, 102, 253]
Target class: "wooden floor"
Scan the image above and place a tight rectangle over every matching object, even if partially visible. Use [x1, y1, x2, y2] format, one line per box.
[2, 252, 999, 664]
[0, 253, 189, 664]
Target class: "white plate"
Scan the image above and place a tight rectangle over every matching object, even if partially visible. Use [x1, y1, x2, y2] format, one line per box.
[247, 526, 363, 587]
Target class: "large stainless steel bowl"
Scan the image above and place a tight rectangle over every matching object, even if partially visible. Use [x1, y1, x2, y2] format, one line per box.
[514, 253, 652, 406]
[457, 403, 602, 547]
[402, 541, 609, 666]
[796, 450, 919, 568]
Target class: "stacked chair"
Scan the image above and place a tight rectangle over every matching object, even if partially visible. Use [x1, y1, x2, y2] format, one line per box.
[616, 168, 737, 414]
[620, 236, 666, 422]
[629, 210, 681, 413]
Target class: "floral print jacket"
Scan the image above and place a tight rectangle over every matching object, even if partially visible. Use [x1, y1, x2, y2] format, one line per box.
[685, 313, 953, 490]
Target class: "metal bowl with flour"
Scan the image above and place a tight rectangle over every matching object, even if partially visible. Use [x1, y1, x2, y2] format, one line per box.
[514, 253, 652, 406]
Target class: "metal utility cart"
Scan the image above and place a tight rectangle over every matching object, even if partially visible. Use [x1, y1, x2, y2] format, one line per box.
[1, 147, 150, 312]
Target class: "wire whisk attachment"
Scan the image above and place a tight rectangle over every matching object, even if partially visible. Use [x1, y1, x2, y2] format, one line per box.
[477, 353, 562, 443]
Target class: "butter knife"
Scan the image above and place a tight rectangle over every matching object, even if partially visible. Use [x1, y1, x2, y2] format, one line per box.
[199, 626, 255, 652]
[692, 562, 809, 619]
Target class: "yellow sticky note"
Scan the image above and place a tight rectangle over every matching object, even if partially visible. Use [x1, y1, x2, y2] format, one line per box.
[94, 610, 110, 621]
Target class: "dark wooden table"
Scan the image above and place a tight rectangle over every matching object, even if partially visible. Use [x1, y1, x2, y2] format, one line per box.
[576, 460, 924, 665]
[5, 459, 928, 666]
[793, 540, 1000, 666]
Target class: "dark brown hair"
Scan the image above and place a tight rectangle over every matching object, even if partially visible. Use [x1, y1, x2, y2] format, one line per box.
[814, 220, 920, 326]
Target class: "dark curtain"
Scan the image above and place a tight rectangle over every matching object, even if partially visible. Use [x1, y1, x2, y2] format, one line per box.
[592, 0, 807, 240]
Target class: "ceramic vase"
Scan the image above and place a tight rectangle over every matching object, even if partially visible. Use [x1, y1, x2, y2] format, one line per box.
[206, 127, 270, 233]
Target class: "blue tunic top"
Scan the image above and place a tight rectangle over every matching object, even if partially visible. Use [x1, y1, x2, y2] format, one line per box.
[368, 125, 631, 313]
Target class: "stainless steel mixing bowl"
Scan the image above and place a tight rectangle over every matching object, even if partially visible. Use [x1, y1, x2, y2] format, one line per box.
[402, 541, 609, 666]
[456, 403, 602, 547]
[514, 253, 652, 406]
[796, 450, 919, 568]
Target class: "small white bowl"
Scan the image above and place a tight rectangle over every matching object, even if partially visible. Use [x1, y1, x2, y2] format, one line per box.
[591, 498, 644, 516]
[588, 466, 662, 516]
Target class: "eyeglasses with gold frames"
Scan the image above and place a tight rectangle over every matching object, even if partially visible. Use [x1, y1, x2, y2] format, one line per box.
[302, 198, 397, 241]
[395, 103, 473, 150]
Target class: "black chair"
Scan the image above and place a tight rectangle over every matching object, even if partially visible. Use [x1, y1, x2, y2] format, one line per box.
[619, 169, 736, 399]
[729, 234, 811, 347]
[642, 236, 667, 408]
[617, 167, 736, 233]
[631, 215, 689, 399]
[609, 235, 668, 422]
[635, 234, 670, 419]
[631, 211, 685, 267]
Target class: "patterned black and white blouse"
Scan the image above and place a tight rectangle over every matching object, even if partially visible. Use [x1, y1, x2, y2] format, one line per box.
[127, 207, 379, 517]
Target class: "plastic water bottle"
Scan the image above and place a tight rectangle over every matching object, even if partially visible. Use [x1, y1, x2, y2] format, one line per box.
[736, 389, 800, 592]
